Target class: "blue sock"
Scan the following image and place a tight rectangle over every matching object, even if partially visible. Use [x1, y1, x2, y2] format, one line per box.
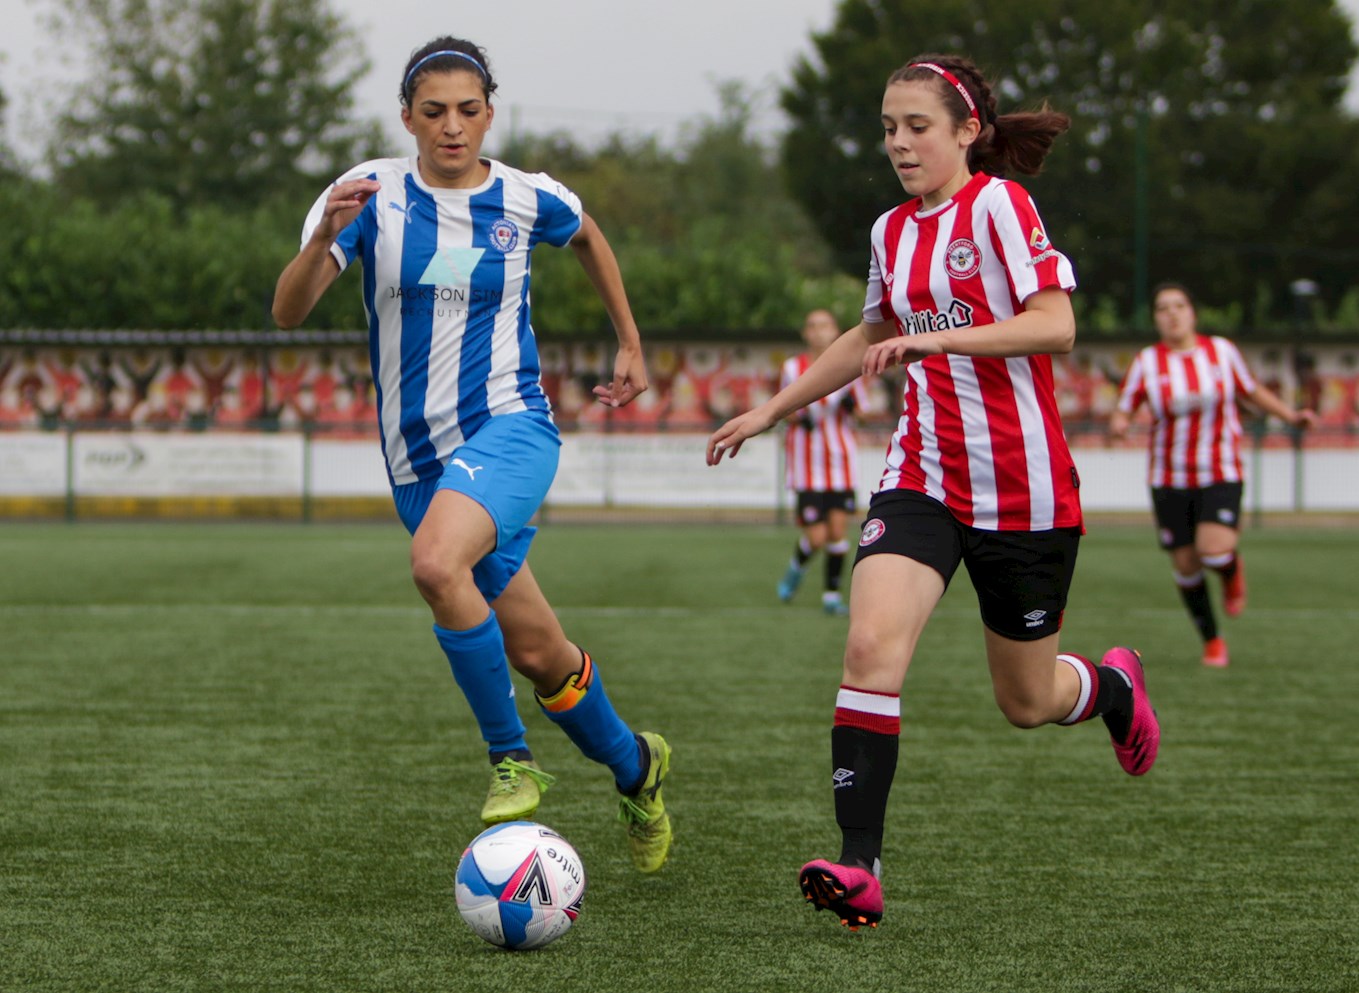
[433, 613, 528, 758]
[537, 652, 643, 792]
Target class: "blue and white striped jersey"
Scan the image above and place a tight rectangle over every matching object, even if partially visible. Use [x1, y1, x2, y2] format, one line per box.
[300, 156, 582, 485]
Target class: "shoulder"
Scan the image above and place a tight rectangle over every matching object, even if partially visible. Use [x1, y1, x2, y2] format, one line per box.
[870, 201, 919, 239]
[973, 174, 1036, 214]
[488, 159, 578, 203]
[1205, 335, 1248, 362]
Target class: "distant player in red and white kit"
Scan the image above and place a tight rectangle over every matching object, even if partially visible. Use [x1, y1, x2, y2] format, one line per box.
[1110, 283, 1314, 667]
[708, 54, 1159, 930]
[778, 308, 871, 615]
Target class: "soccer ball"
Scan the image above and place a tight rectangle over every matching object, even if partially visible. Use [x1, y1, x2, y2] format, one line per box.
[455, 821, 586, 950]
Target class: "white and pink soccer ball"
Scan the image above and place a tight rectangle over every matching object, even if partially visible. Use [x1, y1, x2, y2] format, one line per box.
[455, 821, 586, 951]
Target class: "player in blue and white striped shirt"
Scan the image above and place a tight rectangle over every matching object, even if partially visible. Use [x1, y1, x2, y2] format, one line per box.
[273, 36, 671, 873]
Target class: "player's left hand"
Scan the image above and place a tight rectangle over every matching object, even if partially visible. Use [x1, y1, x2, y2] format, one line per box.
[1293, 408, 1317, 430]
[863, 335, 944, 376]
[707, 405, 777, 465]
[593, 343, 648, 407]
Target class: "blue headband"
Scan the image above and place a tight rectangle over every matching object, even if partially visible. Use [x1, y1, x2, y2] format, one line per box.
[403, 50, 487, 98]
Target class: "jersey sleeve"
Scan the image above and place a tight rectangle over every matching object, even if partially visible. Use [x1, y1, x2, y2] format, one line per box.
[860, 213, 894, 327]
[529, 174, 584, 248]
[988, 181, 1077, 304]
[1115, 352, 1148, 414]
[299, 164, 381, 272]
[1218, 338, 1257, 394]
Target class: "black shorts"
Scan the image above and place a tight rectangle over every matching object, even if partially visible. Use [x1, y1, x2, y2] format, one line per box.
[854, 490, 1081, 641]
[1150, 482, 1244, 549]
[795, 489, 857, 526]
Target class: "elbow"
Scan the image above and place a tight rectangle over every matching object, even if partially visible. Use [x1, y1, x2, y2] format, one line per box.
[1051, 316, 1076, 354]
[271, 300, 303, 330]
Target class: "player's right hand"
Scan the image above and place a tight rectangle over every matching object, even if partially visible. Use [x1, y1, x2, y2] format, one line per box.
[707, 407, 777, 465]
[317, 179, 381, 239]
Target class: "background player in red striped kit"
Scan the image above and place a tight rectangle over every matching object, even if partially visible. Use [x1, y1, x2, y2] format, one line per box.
[777, 308, 872, 616]
[707, 54, 1159, 931]
[1110, 283, 1314, 667]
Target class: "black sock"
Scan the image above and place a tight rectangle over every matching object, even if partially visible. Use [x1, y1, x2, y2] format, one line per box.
[1098, 667, 1135, 744]
[489, 747, 534, 765]
[793, 536, 814, 568]
[1208, 554, 1238, 583]
[832, 725, 898, 869]
[825, 540, 848, 593]
[1176, 575, 1218, 642]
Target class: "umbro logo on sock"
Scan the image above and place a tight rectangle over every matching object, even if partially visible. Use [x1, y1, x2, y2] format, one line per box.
[832, 768, 854, 789]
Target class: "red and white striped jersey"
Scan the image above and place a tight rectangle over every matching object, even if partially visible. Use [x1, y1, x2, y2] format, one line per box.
[862, 171, 1081, 531]
[1116, 335, 1257, 488]
[782, 353, 868, 492]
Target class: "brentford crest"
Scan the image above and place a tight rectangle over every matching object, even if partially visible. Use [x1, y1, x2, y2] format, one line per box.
[859, 518, 887, 546]
[945, 238, 981, 279]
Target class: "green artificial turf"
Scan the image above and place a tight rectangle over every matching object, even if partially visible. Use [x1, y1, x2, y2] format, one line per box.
[1, 521, 1355, 992]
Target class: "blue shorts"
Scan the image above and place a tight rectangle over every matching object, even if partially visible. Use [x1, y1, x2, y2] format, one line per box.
[391, 411, 561, 600]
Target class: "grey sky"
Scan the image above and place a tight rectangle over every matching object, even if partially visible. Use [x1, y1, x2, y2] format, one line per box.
[0, 0, 838, 165]
[3, 0, 1359, 167]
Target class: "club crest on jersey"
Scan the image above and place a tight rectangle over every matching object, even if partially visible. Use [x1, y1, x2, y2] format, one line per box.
[859, 518, 886, 547]
[945, 238, 981, 279]
[489, 218, 520, 252]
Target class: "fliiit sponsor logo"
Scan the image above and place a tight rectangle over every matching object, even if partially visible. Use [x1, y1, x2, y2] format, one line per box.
[901, 300, 974, 335]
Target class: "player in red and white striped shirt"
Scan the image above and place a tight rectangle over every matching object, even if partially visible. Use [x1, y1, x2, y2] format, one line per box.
[1111, 283, 1314, 667]
[777, 309, 872, 615]
[708, 54, 1159, 931]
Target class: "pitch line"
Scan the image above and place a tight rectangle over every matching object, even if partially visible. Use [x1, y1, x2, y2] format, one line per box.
[1, 604, 1356, 620]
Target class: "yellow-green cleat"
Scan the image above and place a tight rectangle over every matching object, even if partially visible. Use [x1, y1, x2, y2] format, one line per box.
[481, 757, 556, 826]
[617, 732, 672, 873]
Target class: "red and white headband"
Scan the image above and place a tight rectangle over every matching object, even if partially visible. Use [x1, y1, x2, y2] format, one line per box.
[910, 62, 980, 123]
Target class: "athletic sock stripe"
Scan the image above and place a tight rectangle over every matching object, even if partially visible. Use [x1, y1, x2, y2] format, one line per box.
[835, 686, 900, 716]
[1173, 570, 1205, 589]
[834, 685, 901, 734]
[1056, 653, 1096, 725]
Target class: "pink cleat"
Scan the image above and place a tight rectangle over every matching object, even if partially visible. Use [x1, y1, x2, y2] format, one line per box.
[1101, 647, 1160, 776]
[799, 859, 883, 930]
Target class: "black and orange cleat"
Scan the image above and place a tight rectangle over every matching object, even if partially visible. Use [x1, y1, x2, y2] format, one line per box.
[799, 858, 883, 930]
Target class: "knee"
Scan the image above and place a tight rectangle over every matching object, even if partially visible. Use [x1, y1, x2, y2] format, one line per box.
[843, 625, 893, 685]
[994, 690, 1050, 729]
[410, 547, 471, 604]
[507, 634, 571, 684]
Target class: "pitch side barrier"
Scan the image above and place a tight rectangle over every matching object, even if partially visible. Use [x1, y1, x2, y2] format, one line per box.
[0, 421, 1354, 522]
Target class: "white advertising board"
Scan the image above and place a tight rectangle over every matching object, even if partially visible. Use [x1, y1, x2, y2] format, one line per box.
[0, 433, 67, 495]
[71, 432, 304, 496]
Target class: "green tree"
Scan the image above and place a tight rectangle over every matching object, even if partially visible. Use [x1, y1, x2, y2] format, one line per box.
[0, 83, 16, 178]
[500, 84, 863, 334]
[43, 0, 384, 211]
[781, 0, 1359, 327]
[0, 181, 365, 330]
